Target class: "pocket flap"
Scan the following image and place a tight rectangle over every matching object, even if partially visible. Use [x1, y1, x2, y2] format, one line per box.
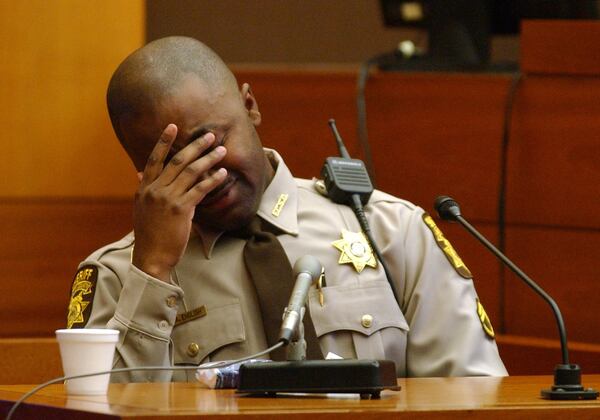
[172, 300, 245, 362]
[308, 281, 409, 337]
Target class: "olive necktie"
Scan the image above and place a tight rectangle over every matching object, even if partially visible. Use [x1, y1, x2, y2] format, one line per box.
[234, 217, 321, 361]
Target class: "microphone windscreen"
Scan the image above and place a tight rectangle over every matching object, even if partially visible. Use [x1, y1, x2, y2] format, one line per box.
[292, 255, 322, 280]
[434, 195, 461, 221]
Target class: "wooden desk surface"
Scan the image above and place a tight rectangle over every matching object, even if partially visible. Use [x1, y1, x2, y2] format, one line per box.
[1, 375, 599, 419]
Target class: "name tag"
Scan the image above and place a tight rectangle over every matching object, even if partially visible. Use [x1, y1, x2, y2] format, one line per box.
[175, 305, 207, 326]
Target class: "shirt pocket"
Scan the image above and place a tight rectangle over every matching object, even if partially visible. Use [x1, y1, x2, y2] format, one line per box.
[171, 300, 246, 364]
[308, 280, 409, 362]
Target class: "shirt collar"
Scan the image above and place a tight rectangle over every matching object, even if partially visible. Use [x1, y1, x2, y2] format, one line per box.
[194, 148, 299, 258]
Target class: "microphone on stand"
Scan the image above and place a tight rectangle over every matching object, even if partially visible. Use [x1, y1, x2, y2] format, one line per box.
[278, 255, 322, 345]
[279, 255, 322, 361]
[433, 195, 598, 400]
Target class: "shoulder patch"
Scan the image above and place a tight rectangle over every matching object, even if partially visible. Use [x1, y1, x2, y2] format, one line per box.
[422, 213, 473, 279]
[67, 265, 98, 329]
[476, 298, 495, 339]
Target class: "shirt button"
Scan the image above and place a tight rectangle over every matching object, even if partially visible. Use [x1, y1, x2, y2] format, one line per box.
[158, 320, 169, 330]
[361, 314, 373, 328]
[187, 342, 200, 357]
[166, 296, 177, 308]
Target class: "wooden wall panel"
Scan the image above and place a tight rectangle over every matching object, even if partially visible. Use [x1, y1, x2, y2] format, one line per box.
[0, 338, 62, 384]
[503, 227, 600, 343]
[0, 0, 143, 198]
[500, 20, 600, 355]
[497, 335, 600, 375]
[507, 77, 600, 228]
[521, 20, 600, 76]
[366, 73, 512, 223]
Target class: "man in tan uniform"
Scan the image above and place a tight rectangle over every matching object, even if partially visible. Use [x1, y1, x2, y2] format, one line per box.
[67, 36, 507, 381]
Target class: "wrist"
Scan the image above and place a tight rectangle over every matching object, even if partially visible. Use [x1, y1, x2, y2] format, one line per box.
[131, 248, 173, 282]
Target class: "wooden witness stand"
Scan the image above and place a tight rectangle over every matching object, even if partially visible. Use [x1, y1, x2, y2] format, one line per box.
[1, 375, 600, 419]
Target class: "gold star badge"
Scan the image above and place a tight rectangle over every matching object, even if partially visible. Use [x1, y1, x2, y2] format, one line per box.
[332, 230, 377, 273]
[67, 296, 89, 329]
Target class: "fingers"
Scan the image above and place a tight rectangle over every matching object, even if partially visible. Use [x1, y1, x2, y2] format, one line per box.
[184, 167, 228, 206]
[141, 124, 178, 184]
[141, 126, 228, 203]
[168, 144, 227, 194]
[159, 132, 219, 185]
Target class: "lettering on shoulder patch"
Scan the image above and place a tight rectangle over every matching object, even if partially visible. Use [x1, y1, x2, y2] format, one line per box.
[67, 265, 98, 329]
[422, 213, 473, 279]
[476, 298, 495, 339]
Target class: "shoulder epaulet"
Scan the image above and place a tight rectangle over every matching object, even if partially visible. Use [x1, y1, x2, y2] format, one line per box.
[368, 189, 411, 206]
[84, 231, 135, 262]
[297, 177, 415, 210]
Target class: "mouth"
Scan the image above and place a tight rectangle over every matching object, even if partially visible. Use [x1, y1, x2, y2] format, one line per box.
[201, 175, 237, 208]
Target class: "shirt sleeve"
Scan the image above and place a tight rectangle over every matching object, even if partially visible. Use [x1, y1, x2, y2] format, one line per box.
[73, 254, 184, 382]
[397, 206, 508, 377]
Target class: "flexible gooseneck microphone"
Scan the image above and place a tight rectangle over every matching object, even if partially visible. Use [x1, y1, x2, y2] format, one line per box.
[434, 195, 598, 400]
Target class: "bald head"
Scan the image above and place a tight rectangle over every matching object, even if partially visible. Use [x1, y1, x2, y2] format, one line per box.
[106, 36, 238, 148]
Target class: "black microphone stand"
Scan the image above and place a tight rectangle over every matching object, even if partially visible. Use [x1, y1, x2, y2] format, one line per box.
[434, 195, 598, 400]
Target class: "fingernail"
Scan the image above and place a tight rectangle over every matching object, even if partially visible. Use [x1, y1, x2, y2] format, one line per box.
[214, 146, 226, 155]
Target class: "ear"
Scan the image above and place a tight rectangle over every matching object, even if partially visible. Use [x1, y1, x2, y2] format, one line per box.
[241, 83, 261, 126]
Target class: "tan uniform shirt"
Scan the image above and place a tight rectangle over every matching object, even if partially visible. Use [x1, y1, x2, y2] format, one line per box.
[69, 149, 507, 381]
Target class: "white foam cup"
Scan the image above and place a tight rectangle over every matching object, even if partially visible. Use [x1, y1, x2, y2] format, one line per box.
[55, 329, 119, 395]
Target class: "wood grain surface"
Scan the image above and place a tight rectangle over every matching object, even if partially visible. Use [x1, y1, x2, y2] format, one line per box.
[1, 375, 600, 419]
